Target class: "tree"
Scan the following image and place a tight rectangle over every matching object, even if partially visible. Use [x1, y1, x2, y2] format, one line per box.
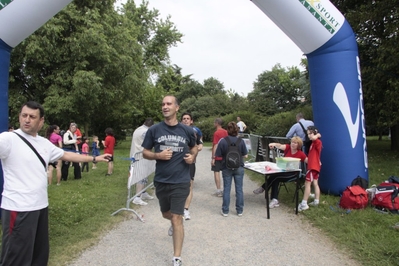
[330, 0, 399, 148]
[156, 64, 193, 93]
[8, 0, 183, 138]
[247, 64, 307, 116]
[202, 77, 226, 95]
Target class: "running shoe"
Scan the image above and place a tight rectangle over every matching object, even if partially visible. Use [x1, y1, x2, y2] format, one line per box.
[173, 258, 182, 266]
[269, 199, 280, 208]
[298, 203, 309, 211]
[132, 197, 148, 206]
[184, 209, 191, 220]
[141, 192, 154, 200]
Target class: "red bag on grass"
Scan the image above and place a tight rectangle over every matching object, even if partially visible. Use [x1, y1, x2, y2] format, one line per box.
[371, 182, 399, 213]
[339, 185, 368, 209]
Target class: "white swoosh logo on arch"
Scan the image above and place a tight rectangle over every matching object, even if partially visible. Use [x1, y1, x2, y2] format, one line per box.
[333, 82, 360, 148]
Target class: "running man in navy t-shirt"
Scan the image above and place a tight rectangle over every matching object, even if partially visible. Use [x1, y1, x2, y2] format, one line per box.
[142, 95, 197, 266]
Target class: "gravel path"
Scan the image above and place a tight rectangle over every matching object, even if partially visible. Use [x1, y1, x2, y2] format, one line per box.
[69, 148, 359, 266]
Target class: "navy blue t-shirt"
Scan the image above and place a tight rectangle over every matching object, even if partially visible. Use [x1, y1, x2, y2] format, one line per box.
[215, 136, 248, 170]
[142, 121, 196, 184]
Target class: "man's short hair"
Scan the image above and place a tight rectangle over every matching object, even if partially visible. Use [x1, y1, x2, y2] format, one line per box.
[296, 113, 304, 119]
[181, 112, 193, 121]
[144, 118, 154, 127]
[21, 101, 45, 118]
[214, 118, 223, 126]
[164, 95, 180, 106]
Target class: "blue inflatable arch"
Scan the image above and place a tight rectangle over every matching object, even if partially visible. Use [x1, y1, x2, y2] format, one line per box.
[0, 0, 368, 195]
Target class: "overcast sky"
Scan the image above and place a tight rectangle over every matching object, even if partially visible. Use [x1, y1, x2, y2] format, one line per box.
[123, 0, 305, 96]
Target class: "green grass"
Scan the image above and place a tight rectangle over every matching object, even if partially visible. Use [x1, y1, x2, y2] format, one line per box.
[246, 136, 399, 266]
[46, 140, 135, 265]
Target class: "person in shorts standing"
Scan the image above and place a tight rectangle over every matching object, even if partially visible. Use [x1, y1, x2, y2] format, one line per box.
[181, 112, 203, 220]
[142, 96, 197, 266]
[298, 126, 322, 211]
[102, 128, 115, 176]
[130, 118, 155, 206]
[211, 118, 227, 197]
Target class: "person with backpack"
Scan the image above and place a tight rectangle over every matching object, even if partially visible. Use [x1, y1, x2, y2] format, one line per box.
[215, 121, 248, 217]
[253, 136, 308, 209]
[286, 113, 314, 155]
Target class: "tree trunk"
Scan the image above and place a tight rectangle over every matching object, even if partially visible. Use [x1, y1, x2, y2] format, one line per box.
[390, 125, 399, 151]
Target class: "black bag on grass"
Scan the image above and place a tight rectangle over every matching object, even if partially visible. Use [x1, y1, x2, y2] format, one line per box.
[351, 176, 368, 190]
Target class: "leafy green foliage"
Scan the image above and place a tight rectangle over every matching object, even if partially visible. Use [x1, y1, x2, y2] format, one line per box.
[247, 64, 310, 116]
[8, 0, 182, 139]
[254, 105, 313, 136]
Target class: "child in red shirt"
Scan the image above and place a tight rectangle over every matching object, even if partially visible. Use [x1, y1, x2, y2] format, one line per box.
[298, 126, 322, 211]
[102, 128, 115, 176]
[81, 137, 90, 172]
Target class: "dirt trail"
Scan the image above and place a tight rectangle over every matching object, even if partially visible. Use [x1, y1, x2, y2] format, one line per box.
[69, 148, 359, 266]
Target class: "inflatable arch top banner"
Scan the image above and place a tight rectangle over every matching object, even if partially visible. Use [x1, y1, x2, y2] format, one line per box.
[0, 0, 368, 196]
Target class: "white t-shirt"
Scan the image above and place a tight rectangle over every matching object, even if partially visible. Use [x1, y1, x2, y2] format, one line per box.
[0, 129, 64, 211]
[129, 125, 149, 158]
[237, 121, 246, 132]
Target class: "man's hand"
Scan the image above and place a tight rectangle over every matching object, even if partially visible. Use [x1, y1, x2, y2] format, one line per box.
[159, 148, 173, 160]
[184, 153, 195, 164]
[97, 153, 112, 162]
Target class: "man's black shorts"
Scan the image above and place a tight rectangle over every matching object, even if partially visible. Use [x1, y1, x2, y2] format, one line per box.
[154, 182, 190, 215]
[211, 160, 222, 172]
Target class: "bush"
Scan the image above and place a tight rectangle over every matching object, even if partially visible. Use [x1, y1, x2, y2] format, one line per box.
[254, 105, 313, 136]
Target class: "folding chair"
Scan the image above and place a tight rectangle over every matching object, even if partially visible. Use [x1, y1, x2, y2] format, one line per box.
[278, 161, 306, 202]
[247, 134, 260, 162]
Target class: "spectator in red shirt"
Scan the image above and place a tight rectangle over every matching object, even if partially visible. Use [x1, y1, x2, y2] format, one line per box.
[102, 128, 115, 176]
[74, 126, 83, 151]
[211, 118, 228, 197]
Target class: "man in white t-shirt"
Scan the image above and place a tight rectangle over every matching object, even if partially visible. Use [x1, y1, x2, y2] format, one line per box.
[0, 101, 111, 266]
[237, 116, 247, 135]
[130, 118, 155, 205]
